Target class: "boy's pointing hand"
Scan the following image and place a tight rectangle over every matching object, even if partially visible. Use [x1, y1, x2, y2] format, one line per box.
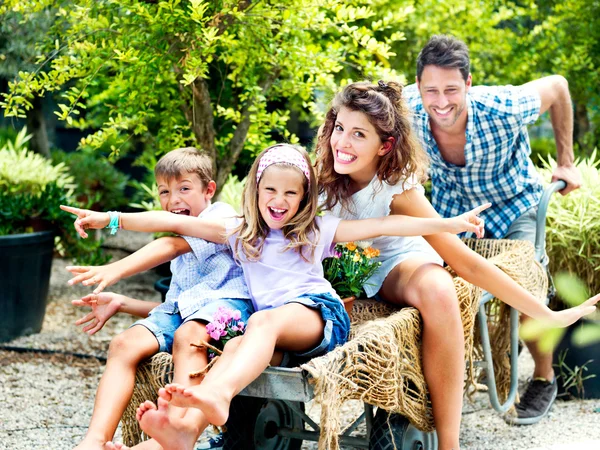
[60, 205, 110, 238]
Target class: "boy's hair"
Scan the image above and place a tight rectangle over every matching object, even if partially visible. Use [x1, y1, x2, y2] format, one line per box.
[154, 147, 213, 186]
[417, 35, 470, 82]
[233, 144, 319, 263]
[315, 81, 429, 213]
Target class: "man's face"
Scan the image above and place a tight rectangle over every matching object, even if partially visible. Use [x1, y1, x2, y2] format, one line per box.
[417, 65, 471, 130]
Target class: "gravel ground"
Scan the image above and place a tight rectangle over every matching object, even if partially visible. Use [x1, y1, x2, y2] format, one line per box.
[1, 230, 599, 450]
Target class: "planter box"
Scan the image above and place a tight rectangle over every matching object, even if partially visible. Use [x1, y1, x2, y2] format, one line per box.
[0, 230, 54, 342]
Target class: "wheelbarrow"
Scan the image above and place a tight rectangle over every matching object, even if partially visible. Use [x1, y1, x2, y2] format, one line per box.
[126, 181, 565, 450]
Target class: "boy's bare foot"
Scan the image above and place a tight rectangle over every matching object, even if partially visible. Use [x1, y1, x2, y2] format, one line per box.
[136, 395, 198, 450]
[164, 383, 230, 426]
[73, 435, 107, 450]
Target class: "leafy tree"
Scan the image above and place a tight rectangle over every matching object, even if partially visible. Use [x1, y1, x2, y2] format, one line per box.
[0, 7, 57, 156]
[1, 0, 404, 191]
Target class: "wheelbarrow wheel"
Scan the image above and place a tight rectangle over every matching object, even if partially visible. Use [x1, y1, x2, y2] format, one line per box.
[369, 408, 438, 450]
[223, 396, 304, 450]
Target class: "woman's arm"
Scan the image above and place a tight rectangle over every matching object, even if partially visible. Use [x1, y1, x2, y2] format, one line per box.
[390, 188, 598, 327]
[66, 236, 191, 294]
[333, 203, 489, 243]
[60, 205, 228, 244]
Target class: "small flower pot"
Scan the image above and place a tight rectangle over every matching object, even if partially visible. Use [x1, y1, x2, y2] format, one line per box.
[343, 296, 355, 315]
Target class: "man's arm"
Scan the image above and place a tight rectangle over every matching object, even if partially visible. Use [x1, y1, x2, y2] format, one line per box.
[521, 75, 582, 195]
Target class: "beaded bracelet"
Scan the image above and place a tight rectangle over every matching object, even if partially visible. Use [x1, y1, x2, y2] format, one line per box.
[106, 211, 121, 235]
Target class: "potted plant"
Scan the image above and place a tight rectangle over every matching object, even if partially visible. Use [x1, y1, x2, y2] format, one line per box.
[0, 128, 104, 342]
[322, 241, 382, 315]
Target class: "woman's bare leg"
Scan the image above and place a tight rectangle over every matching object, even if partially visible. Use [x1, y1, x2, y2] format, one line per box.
[75, 326, 159, 450]
[380, 259, 464, 450]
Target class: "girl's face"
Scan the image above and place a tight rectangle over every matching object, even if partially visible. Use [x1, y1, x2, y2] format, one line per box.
[157, 173, 215, 217]
[329, 107, 388, 189]
[257, 165, 305, 230]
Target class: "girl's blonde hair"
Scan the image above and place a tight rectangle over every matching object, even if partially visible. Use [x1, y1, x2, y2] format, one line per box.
[232, 144, 320, 263]
[315, 81, 429, 213]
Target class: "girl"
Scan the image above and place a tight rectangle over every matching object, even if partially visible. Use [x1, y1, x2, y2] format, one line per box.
[61, 144, 490, 450]
[315, 80, 599, 450]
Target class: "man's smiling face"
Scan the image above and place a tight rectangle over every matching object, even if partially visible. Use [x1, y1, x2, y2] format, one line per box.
[417, 65, 471, 130]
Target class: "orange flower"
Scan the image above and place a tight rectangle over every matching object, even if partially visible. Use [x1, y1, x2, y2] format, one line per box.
[345, 242, 357, 251]
[363, 247, 380, 259]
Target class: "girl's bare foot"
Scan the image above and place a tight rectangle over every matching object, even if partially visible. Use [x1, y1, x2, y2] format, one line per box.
[164, 383, 231, 426]
[105, 442, 129, 450]
[136, 395, 199, 450]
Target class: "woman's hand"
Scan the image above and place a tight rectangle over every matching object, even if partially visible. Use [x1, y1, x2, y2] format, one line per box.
[66, 264, 121, 294]
[551, 294, 600, 328]
[446, 203, 491, 237]
[60, 205, 110, 238]
[72, 292, 125, 335]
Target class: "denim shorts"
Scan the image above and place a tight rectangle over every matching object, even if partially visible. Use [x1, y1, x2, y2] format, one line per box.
[133, 298, 254, 353]
[282, 292, 351, 366]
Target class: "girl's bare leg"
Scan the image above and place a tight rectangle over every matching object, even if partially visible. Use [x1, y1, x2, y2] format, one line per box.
[137, 321, 211, 450]
[380, 259, 464, 450]
[75, 326, 159, 450]
[164, 304, 325, 425]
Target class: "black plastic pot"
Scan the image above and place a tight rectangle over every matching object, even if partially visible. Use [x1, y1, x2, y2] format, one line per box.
[554, 320, 600, 399]
[0, 230, 55, 342]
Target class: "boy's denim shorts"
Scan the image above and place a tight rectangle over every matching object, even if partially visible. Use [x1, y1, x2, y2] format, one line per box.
[132, 298, 254, 353]
[282, 292, 351, 366]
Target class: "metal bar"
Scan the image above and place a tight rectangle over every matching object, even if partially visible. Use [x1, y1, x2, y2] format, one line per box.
[364, 403, 374, 441]
[277, 428, 369, 448]
[478, 302, 519, 413]
[282, 400, 320, 432]
[341, 411, 365, 436]
[535, 180, 566, 261]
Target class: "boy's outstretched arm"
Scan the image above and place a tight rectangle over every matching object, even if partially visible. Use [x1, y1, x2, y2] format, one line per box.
[60, 205, 227, 243]
[66, 236, 191, 294]
[333, 202, 490, 243]
[72, 292, 159, 335]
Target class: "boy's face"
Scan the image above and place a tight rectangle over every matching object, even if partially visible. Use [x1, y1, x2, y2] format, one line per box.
[157, 173, 216, 217]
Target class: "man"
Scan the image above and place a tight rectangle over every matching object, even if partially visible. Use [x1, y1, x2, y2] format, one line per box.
[403, 34, 582, 425]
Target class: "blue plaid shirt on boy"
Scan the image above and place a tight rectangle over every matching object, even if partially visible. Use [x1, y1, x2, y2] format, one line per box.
[403, 84, 544, 239]
[151, 202, 250, 319]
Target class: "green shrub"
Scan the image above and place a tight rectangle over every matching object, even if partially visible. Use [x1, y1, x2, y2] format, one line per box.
[0, 128, 110, 264]
[217, 175, 245, 214]
[530, 137, 557, 167]
[539, 150, 600, 294]
[51, 150, 129, 211]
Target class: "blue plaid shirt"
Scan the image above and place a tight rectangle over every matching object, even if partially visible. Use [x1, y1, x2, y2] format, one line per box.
[151, 202, 250, 319]
[404, 83, 544, 238]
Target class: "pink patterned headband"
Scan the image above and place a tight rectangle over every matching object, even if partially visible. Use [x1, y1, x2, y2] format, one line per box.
[256, 145, 311, 186]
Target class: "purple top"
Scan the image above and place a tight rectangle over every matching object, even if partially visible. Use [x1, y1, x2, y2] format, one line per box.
[227, 215, 343, 311]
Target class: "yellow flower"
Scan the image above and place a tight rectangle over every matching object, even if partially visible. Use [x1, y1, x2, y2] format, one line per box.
[353, 252, 361, 262]
[345, 242, 357, 251]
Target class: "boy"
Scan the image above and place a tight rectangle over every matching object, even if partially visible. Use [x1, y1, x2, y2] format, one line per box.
[71, 147, 252, 450]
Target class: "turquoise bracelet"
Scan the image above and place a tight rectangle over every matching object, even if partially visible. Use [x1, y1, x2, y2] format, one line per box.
[106, 211, 120, 235]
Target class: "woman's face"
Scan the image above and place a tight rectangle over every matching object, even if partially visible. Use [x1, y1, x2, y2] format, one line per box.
[257, 165, 305, 230]
[329, 107, 387, 189]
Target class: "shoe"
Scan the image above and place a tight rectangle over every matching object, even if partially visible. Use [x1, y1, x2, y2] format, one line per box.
[196, 432, 224, 450]
[508, 377, 558, 425]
